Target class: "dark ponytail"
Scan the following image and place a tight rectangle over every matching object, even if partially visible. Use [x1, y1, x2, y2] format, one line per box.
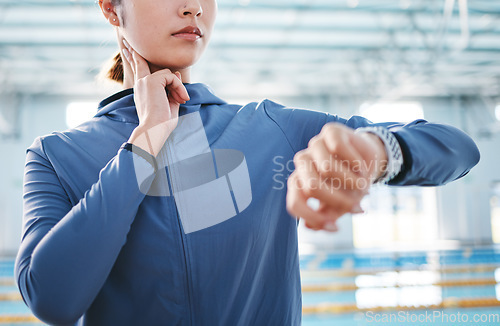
[105, 51, 124, 84]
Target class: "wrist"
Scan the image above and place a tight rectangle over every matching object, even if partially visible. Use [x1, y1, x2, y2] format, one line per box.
[355, 126, 404, 184]
[361, 132, 388, 181]
[121, 143, 158, 173]
[129, 118, 178, 157]
[128, 125, 159, 156]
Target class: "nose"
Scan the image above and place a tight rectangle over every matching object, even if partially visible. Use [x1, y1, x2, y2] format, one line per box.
[180, 1, 203, 17]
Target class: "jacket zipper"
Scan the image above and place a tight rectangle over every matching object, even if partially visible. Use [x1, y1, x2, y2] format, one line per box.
[165, 142, 194, 326]
[175, 206, 193, 325]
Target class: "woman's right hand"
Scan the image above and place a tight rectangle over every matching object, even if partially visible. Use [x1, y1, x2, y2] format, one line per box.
[121, 39, 190, 156]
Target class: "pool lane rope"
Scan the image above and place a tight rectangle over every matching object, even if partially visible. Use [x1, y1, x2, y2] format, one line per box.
[302, 297, 500, 315]
[0, 315, 39, 323]
[0, 297, 499, 323]
[301, 277, 500, 292]
[301, 263, 500, 278]
[1, 276, 497, 303]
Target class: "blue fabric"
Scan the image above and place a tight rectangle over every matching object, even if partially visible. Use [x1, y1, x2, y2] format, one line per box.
[15, 83, 479, 325]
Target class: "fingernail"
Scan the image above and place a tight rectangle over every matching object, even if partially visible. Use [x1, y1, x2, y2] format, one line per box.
[305, 223, 315, 230]
[324, 222, 338, 232]
[351, 204, 364, 214]
[307, 197, 320, 211]
[122, 39, 130, 49]
[121, 48, 129, 61]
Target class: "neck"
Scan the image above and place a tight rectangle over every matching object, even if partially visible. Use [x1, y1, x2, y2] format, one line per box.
[122, 59, 192, 89]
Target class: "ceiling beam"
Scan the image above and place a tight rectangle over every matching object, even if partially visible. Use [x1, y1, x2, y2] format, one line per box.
[2, 23, 500, 36]
[2, 1, 500, 14]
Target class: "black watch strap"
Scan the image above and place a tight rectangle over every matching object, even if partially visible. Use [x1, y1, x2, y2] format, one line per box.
[121, 142, 158, 173]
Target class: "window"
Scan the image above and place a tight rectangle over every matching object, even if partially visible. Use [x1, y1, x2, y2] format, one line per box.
[66, 101, 98, 128]
[490, 182, 500, 243]
[353, 186, 438, 248]
[359, 101, 424, 123]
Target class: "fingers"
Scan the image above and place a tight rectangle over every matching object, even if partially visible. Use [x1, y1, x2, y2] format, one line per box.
[286, 122, 378, 232]
[319, 123, 369, 178]
[293, 150, 362, 213]
[122, 39, 150, 79]
[167, 92, 181, 118]
[121, 42, 135, 76]
[286, 173, 331, 230]
[303, 123, 374, 193]
[286, 162, 366, 232]
[152, 70, 190, 103]
[287, 175, 364, 231]
[306, 135, 368, 191]
[121, 39, 189, 104]
[311, 203, 340, 231]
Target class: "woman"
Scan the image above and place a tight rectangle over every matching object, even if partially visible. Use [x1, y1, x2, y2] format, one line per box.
[15, 0, 480, 325]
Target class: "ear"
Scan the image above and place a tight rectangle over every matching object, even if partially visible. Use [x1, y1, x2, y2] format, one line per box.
[99, 0, 120, 27]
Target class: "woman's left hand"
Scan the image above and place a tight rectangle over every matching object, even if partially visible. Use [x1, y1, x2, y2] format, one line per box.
[286, 123, 388, 232]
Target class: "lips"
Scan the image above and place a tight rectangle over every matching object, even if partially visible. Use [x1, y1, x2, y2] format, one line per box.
[172, 26, 203, 40]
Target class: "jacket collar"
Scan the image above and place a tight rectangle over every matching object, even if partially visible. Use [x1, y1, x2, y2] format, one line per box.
[95, 83, 226, 123]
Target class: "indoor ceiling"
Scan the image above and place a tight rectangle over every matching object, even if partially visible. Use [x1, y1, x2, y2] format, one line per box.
[1, 0, 500, 101]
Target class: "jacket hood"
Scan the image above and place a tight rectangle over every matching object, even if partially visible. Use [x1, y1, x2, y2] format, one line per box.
[94, 83, 227, 124]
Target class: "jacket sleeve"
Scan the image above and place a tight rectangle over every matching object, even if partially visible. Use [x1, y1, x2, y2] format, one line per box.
[14, 137, 156, 325]
[262, 100, 480, 186]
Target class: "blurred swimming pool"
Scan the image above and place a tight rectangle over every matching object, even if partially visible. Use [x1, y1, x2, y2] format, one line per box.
[300, 247, 500, 326]
[1, 247, 499, 325]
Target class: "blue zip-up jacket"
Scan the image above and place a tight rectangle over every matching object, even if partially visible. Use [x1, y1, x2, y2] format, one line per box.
[15, 83, 479, 326]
